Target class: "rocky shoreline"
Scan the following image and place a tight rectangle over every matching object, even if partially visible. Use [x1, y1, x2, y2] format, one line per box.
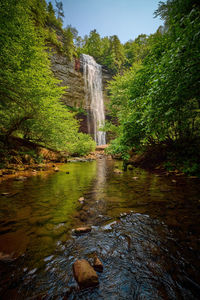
[0, 146, 110, 182]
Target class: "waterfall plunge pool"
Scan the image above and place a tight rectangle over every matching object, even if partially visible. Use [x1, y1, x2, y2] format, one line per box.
[0, 158, 200, 299]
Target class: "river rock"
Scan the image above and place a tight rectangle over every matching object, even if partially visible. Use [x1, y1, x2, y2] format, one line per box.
[114, 169, 122, 174]
[74, 226, 91, 234]
[78, 197, 85, 203]
[54, 167, 59, 172]
[93, 256, 103, 272]
[73, 259, 99, 289]
[0, 252, 16, 262]
[15, 176, 27, 181]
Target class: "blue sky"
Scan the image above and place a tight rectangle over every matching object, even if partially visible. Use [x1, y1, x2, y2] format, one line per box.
[52, 0, 163, 43]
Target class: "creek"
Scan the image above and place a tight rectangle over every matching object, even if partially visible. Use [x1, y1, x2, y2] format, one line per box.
[0, 158, 200, 299]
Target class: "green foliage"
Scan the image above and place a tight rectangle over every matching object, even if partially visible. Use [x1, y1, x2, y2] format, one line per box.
[66, 133, 96, 156]
[82, 30, 102, 61]
[77, 30, 126, 74]
[46, 28, 63, 51]
[46, 2, 63, 30]
[0, 0, 95, 157]
[107, 0, 200, 169]
[63, 27, 76, 60]
[55, 0, 64, 23]
[124, 34, 151, 67]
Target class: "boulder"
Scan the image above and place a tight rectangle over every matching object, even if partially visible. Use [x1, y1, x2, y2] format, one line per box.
[93, 256, 103, 272]
[15, 176, 27, 181]
[73, 259, 99, 289]
[74, 226, 91, 234]
[114, 169, 122, 174]
[78, 197, 85, 204]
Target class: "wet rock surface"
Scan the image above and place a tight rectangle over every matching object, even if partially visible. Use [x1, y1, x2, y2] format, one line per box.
[73, 259, 99, 289]
[74, 226, 92, 235]
[93, 255, 103, 272]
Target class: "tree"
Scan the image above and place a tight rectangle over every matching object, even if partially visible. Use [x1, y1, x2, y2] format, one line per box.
[109, 35, 126, 73]
[107, 0, 200, 164]
[83, 29, 102, 61]
[0, 0, 95, 155]
[55, 0, 64, 22]
[30, 0, 47, 26]
[63, 27, 76, 60]
[47, 1, 55, 15]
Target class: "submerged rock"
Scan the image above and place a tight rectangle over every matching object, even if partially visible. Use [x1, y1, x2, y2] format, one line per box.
[93, 256, 103, 272]
[73, 259, 99, 289]
[74, 226, 92, 234]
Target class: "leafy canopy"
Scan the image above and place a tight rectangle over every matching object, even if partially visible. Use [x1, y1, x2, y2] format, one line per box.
[0, 0, 95, 156]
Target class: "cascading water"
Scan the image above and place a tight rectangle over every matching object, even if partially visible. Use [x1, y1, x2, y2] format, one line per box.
[81, 54, 106, 145]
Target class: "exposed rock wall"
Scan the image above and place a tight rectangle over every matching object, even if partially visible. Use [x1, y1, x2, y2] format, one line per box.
[50, 49, 113, 139]
[50, 49, 112, 110]
[50, 50, 86, 109]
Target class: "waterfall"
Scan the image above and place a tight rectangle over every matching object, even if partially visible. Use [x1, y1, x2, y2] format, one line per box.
[81, 54, 106, 145]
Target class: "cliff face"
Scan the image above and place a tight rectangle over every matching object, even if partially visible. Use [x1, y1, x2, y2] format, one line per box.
[50, 51, 86, 109]
[50, 49, 112, 111]
[50, 49, 113, 140]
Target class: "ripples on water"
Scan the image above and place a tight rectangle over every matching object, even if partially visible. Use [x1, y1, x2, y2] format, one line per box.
[0, 158, 200, 299]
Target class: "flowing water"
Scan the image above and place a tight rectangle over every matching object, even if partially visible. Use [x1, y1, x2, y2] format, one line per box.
[81, 54, 106, 145]
[0, 158, 200, 299]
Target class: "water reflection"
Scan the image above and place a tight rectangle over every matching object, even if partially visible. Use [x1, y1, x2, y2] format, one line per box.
[0, 158, 200, 299]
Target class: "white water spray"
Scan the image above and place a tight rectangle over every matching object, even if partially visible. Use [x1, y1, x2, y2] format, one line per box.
[82, 54, 106, 145]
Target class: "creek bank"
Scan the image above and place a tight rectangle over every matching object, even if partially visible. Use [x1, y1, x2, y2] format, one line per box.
[0, 135, 69, 181]
[0, 144, 110, 182]
[123, 142, 200, 178]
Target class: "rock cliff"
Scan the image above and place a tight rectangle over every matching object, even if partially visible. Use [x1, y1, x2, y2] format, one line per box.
[50, 48, 113, 139]
[50, 50, 85, 109]
[50, 49, 112, 111]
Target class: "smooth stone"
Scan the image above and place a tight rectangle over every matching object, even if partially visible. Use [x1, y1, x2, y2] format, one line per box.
[78, 197, 85, 203]
[74, 226, 91, 234]
[0, 252, 16, 262]
[15, 176, 27, 181]
[114, 169, 122, 174]
[73, 259, 99, 289]
[93, 256, 103, 272]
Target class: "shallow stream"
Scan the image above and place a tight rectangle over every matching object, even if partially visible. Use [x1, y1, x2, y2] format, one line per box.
[0, 158, 200, 299]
